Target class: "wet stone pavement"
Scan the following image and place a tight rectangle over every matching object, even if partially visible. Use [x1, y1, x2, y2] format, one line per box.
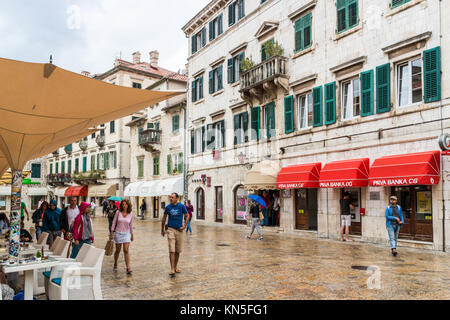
[89, 217, 450, 300]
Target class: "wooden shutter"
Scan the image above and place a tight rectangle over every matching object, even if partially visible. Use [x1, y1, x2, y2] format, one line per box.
[348, 0, 358, 27]
[104, 153, 109, 170]
[209, 20, 214, 41]
[173, 115, 179, 133]
[423, 46, 441, 103]
[90, 156, 95, 171]
[234, 114, 240, 145]
[218, 14, 223, 35]
[251, 107, 261, 141]
[113, 151, 117, 169]
[178, 153, 183, 173]
[191, 81, 196, 102]
[266, 102, 275, 138]
[284, 95, 294, 134]
[228, 58, 234, 84]
[229, 2, 236, 26]
[217, 65, 223, 90]
[199, 76, 204, 99]
[312, 86, 323, 127]
[209, 70, 214, 94]
[83, 157, 87, 172]
[201, 27, 206, 47]
[50, 163, 53, 175]
[324, 82, 336, 125]
[243, 112, 249, 143]
[207, 123, 215, 150]
[190, 130, 195, 154]
[337, 0, 347, 33]
[138, 127, 143, 144]
[191, 36, 197, 54]
[220, 120, 226, 147]
[238, 0, 245, 19]
[361, 70, 374, 117]
[202, 126, 206, 152]
[294, 18, 303, 52]
[303, 13, 312, 49]
[167, 155, 172, 174]
[376, 63, 391, 114]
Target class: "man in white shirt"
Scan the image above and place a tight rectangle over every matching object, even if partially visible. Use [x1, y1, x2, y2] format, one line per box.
[90, 200, 96, 218]
[66, 197, 80, 231]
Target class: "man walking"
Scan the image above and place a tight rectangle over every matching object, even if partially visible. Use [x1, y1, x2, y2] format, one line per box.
[161, 193, 189, 277]
[340, 192, 355, 242]
[140, 199, 147, 220]
[261, 191, 271, 226]
[246, 200, 263, 241]
[385, 196, 404, 256]
[20, 201, 29, 222]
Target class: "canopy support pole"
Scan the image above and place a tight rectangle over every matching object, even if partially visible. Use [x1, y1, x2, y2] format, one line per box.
[9, 170, 23, 259]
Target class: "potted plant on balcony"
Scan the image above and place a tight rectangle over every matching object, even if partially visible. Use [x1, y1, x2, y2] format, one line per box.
[241, 56, 255, 72]
[264, 40, 284, 58]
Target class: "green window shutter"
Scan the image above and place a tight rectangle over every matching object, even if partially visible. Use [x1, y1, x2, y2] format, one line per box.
[391, 0, 410, 9]
[50, 163, 53, 175]
[209, 70, 214, 94]
[138, 160, 143, 178]
[153, 157, 159, 176]
[217, 65, 223, 90]
[201, 27, 206, 47]
[243, 112, 249, 143]
[83, 157, 87, 172]
[201, 126, 206, 152]
[178, 153, 183, 173]
[31, 163, 41, 178]
[209, 20, 214, 41]
[173, 115, 180, 133]
[113, 151, 117, 169]
[337, 0, 347, 33]
[56, 162, 59, 174]
[348, 0, 358, 28]
[423, 46, 441, 103]
[207, 123, 215, 150]
[234, 114, 240, 145]
[61, 162, 65, 174]
[312, 86, 323, 127]
[90, 155, 95, 171]
[284, 95, 294, 134]
[199, 76, 204, 99]
[96, 155, 99, 170]
[104, 153, 109, 170]
[220, 120, 226, 147]
[229, 2, 236, 26]
[376, 63, 391, 114]
[191, 36, 197, 54]
[324, 82, 336, 125]
[303, 13, 312, 49]
[227, 58, 234, 84]
[167, 155, 171, 174]
[361, 70, 374, 117]
[295, 13, 312, 52]
[294, 18, 303, 52]
[191, 81, 197, 102]
[191, 130, 195, 154]
[266, 102, 275, 138]
[261, 44, 267, 62]
[251, 107, 261, 141]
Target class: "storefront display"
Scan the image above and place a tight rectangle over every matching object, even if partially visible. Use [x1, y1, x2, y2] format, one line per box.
[235, 186, 248, 224]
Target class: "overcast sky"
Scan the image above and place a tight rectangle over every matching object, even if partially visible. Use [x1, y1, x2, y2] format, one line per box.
[0, 0, 209, 74]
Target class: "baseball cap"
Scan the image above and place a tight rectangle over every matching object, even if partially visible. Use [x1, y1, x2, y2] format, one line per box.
[390, 196, 398, 201]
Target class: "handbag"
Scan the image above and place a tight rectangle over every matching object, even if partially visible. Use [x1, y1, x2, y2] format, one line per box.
[259, 211, 264, 221]
[105, 213, 118, 256]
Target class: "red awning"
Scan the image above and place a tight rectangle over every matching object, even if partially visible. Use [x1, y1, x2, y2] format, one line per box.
[319, 158, 370, 188]
[277, 163, 322, 189]
[369, 151, 441, 186]
[64, 186, 88, 197]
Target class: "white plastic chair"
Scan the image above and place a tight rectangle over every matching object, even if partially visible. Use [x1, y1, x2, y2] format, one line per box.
[33, 232, 49, 250]
[34, 238, 71, 295]
[48, 246, 105, 300]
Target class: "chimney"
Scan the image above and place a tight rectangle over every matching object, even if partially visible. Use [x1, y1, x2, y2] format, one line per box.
[149, 50, 159, 68]
[132, 51, 141, 64]
[81, 71, 91, 77]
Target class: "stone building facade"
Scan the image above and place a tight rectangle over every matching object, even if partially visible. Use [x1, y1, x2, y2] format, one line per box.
[183, 0, 450, 251]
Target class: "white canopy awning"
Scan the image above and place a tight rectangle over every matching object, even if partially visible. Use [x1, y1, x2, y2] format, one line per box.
[139, 181, 159, 197]
[27, 187, 49, 196]
[0, 186, 11, 196]
[88, 184, 116, 197]
[153, 177, 184, 196]
[54, 187, 68, 197]
[124, 181, 145, 197]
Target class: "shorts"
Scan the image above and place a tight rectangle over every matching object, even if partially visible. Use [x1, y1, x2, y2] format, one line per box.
[341, 215, 351, 227]
[167, 227, 184, 253]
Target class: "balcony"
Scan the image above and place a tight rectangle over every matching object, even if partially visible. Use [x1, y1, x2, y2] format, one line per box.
[73, 170, 106, 185]
[239, 55, 289, 106]
[139, 129, 162, 153]
[47, 173, 72, 186]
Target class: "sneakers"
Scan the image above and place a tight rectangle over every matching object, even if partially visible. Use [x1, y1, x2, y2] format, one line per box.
[391, 248, 398, 257]
[257, 237, 263, 241]
[246, 235, 251, 240]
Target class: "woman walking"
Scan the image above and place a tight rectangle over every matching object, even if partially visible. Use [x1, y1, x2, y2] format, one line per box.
[31, 201, 48, 241]
[42, 200, 61, 246]
[246, 200, 263, 241]
[110, 199, 134, 275]
[71, 202, 94, 259]
[385, 196, 404, 257]
[185, 200, 193, 234]
[106, 200, 118, 232]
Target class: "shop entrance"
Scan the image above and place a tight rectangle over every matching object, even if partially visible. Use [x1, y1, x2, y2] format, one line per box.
[196, 188, 205, 220]
[295, 189, 318, 231]
[153, 197, 160, 219]
[343, 188, 362, 236]
[392, 186, 433, 242]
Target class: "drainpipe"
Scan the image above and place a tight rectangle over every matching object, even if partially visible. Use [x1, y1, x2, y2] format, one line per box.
[439, 0, 446, 253]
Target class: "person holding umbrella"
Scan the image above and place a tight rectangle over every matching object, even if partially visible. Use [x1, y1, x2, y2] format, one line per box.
[246, 195, 265, 241]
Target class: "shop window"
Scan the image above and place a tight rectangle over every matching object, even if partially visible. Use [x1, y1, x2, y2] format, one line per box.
[341, 78, 361, 120]
[297, 92, 313, 130]
[216, 186, 224, 222]
[234, 185, 248, 224]
[397, 58, 422, 107]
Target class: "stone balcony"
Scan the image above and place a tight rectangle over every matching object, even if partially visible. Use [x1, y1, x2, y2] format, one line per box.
[72, 170, 106, 185]
[239, 55, 289, 106]
[139, 129, 162, 153]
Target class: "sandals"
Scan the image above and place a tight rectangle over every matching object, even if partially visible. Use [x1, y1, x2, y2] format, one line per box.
[126, 269, 132, 275]
[113, 264, 118, 271]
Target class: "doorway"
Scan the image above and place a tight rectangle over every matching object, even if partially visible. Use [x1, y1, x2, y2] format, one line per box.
[343, 188, 362, 236]
[392, 186, 433, 242]
[295, 189, 318, 231]
[196, 188, 205, 220]
[215, 186, 223, 223]
[153, 197, 159, 219]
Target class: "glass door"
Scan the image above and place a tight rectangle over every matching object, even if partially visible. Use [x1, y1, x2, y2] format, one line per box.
[215, 186, 223, 222]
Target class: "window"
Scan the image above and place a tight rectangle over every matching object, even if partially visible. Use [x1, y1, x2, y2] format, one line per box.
[209, 65, 223, 94]
[110, 121, 115, 134]
[55, 162, 59, 174]
[228, 52, 245, 84]
[209, 14, 223, 41]
[294, 13, 312, 53]
[91, 155, 95, 171]
[234, 112, 249, 145]
[397, 59, 422, 107]
[138, 159, 144, 178]
[132, 82, 142, 89]
[68, 160, 72, 174]
[391, 0, 411, 9]
[109, 151, 117, 169]
[75, 159, 79, 173]
[216, 186, 224, 222]
[264, 102, 275, 139]
[341, 79, 361, 120]
[191, 76, 204, 102]
[82, 157, 87, 172]
[336, 0, 359, 33]
[207, 120, 225, 150]
[49, 163, 53, 175]
[298, 93, 313, 129]
[31, 163, 41, 179]
[261, 39, 274, 62]
[193, 127, 205, 154]
[103, 153, 110, 170]
[153, 157, 160, 176]
[172, 115, 180, 133]
[250, 107, 261, 141]
[228, 0, 245, 26]
[91, 132, 96, 139]
[61, 161, 65, 174]
[191, 27, 207, 54]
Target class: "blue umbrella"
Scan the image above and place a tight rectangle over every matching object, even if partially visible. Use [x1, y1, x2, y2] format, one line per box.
[248, 195, 267, 209]
[108, 196, 123, 201]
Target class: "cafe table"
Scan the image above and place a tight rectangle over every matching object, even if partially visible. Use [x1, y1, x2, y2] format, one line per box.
[1, 257, 60, 300]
